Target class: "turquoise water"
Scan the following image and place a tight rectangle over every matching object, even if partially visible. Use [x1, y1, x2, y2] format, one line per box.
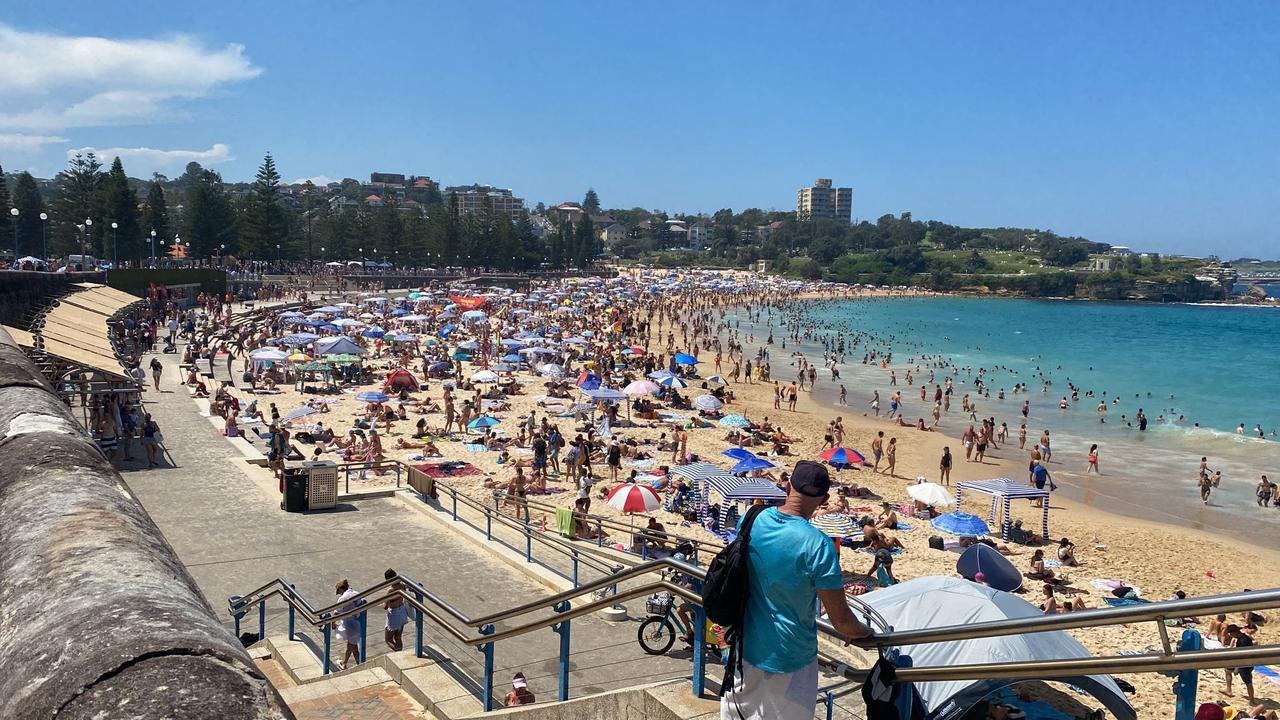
[733, 297, 1280, 540]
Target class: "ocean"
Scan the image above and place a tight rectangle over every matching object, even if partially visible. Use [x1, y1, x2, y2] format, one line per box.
[729, 296, 1280, 543]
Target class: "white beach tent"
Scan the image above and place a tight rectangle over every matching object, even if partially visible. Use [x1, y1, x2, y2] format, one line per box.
[843, 577, 1135, 720]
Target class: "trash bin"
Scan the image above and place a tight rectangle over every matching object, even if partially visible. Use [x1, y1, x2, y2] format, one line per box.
[304, 460, 338, 511]
[281, 468, 308, 513]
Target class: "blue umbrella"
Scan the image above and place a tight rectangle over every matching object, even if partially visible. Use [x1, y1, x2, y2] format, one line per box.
[732, 456, 777, 473]
[501, 353, 521, 363]
[723, 447, 757, 461]
[428, 361, 451, 371]
[647, 370, 675, 380]
[673, 352, 698, 365]
[657, 375, 687, 388]
[931, 512, 992, 537]
[362, 327, 386, 338]
[356, 391, 390, 403]
[718, 414, 750, 429]
[956, 543, 1022, 592]
[500, 338, 523, 348]
[438, 323, 456, 338]
[282, 332, 319, 346]
[451, 351, 472, 361]
[467, 415, 500, 430]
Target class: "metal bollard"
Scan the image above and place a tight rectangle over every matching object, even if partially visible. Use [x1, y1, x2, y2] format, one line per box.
[414, 589, 425, 659]
[321, 614, 333, 675]
[692, 601, 707, 697]
[553, 600, 571, 701]
[480, 624, 496, 711]
[258, 597, 267, 640]
[287, 583, 296, 640]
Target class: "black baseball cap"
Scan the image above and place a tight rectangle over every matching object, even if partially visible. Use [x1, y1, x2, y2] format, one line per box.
[791, 460, 831, 497]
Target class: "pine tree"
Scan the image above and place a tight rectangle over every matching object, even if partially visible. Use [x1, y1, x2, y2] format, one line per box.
[183, 169, 237, 258]
[12, 172, 46, 257]
[573, 215, 595, 268]
[98, 157, 141, 265]
[241, 153, 287, 258]
[142, 181, 171, 257]
[0, 166, 11, 243]
[582, 188, 601, 216]
[50, 152, 104, 256]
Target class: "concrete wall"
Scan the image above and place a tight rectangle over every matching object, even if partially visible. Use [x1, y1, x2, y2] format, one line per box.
[463, 679, 717, 720]
[0, 327, 291, 720]
[0, 270, 106, 326]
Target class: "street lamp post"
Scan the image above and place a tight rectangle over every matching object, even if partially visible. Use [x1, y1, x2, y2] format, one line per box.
[150, 230, 157, 265]
[8, 208, 17, 261]
[173, 234, 180, 266]
[275, 243, 280, 264]
[82, 218, 92, 268]
[110, 221, 118, 267]
[39, 212, 47, 260]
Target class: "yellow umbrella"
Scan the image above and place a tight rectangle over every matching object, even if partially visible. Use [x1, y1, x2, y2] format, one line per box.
[287, 351, 312, 362]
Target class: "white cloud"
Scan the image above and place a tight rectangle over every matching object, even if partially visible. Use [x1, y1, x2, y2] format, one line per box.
[0, 24, 261, 131]
[292, 175, 338, 186]
[68, 143, 233, 174]
[0, 132, 68, 153]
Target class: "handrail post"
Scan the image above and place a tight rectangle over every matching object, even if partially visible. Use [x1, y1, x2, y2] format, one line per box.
[572, 549, 580, 588]
[286, 586, 296, 640]
[452, 488, 458, 520]
[358, 599, 368, 664]
[524, 500, 533, 562]
[486, 506, 492, 540]
[480, 624, 496, 711]
[321, 613, 333, 675]
[396, 462, 401, 488]
[258, 596, 267, 640]
[229, 595, 246, 638]
[825, 690, 834, 720]
[641, 537, 648, 560]
[596, 518, 603, 546]
[553, 600, 571, 701]
[345, 466, 350, 495]
[414, 589, 425, 659]
[692, 597, 707, 697]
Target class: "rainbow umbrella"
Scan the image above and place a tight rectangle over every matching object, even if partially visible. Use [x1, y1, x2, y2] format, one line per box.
[820, 447, 866, 467]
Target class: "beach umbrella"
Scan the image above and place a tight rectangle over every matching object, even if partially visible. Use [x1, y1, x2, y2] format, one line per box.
[457, 340, 480, 351]
[500, 338, 524, 348]
[250, 348, 288, 361]
[467, 415, 500, 431]
[286, 351, 312, 363]
[956, 543, 1022, 592]
[627, 345, 647, 355]
[327, 353, 364, 365]
[281, 332, 319, 347]
[471, 370, 499, 383]
[281, 405, 320, 424]
[809, 513, 857, 538]
[356, 391, 390, 403]
[451, 351, 472, 361]
[657, 375, 687, 389]
[422, 337, 440, 347]
[820, 447, 867, 467]
[647, 370, 674, 380]
[539, 364, 564, 378]
[718, 414, 750, 428]
[428, 360, 451, 372]
[501, 353, 522, 363]
[461, 309, 487, 321]
[723, 447, 757, 461]
[673, 352, 698, 365]
[362, 327, 386, 338]
[907, 482, 956, 509]
[491, 363, 517, 373]
[314, 306, 343, 314]
[438, 323, 457, 338]
[705, 375, 728, 386]
[576, 371, 601, 390]
[692, 394, 723, 412]
[731, 455, 776, 473]
[564, 337, 588, 345]
[931, 512, 991, 537]
[623, 380, 661, 396]
[605, 483, 662, 514]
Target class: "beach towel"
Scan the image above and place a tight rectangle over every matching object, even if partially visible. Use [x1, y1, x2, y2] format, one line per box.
[464, 443, 488, 452]
[893, 521, 913, 532]
[413, 462, 483, 478]
[1103, 596, 1151, 607]
[1255, 664, 1280, 687]
[874, 566, 897, 588]
[629, 458, 657, 468]
[858, 546, 906, 556]
[1091, 579, 1142, 597]
[1043, 559, 1062, 568]
[555, 507, 574, 538]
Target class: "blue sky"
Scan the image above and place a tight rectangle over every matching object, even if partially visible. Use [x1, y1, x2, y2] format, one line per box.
[1, 2, 1277, 257]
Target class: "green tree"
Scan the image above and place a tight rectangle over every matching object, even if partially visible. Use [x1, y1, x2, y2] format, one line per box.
[12, 172, 46, 257]
[50, 152, 104, 256]
[98, 157, 141, 264]
[142, 181, 171, 255]
[240, 153, 288, 258]
[0, 166, 10, 244]
[183, 169, 237, 258]
[582, 187, 601, 215]
[573, 215, 595, 268]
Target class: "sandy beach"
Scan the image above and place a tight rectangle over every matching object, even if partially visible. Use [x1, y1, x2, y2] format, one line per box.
[211, 275, 1278, 719]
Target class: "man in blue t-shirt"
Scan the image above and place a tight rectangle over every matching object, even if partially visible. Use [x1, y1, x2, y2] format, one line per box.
[722, 461, 874, 719]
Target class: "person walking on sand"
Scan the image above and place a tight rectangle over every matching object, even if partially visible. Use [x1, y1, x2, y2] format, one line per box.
[940, 446, 952, 486]
[773, 381, 781, 409]
[1086, 444, 1100, 474]
[882, 437, 897, 477]
[871, 431, 884, 472]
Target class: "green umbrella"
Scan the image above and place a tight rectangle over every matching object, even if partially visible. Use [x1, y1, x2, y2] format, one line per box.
[327, 354, 364, 365]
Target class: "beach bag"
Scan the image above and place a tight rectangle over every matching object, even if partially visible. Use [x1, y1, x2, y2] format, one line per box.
[928, 536, 945, 551]
[701, 504, 767, 699]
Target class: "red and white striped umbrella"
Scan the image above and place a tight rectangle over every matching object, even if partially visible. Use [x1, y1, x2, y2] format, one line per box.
[605, 483, 662, 514]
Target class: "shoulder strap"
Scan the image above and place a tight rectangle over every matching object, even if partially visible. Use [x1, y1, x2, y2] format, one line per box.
[737, 504, 768, 543]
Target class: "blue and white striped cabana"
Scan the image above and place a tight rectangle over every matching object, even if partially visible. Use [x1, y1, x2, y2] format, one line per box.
[955, 478, 1050, 541]
[672, 463, 785, 536]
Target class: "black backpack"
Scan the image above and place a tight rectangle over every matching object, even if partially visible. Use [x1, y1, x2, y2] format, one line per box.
[700, 504, 767, 697]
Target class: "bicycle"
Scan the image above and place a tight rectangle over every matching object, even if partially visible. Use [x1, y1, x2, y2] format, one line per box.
[637, 592, 726, 662]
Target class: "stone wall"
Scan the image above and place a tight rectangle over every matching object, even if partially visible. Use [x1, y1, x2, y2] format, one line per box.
[0, 327, 291, 720]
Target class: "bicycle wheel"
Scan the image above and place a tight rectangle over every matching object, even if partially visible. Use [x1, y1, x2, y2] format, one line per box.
[637, 617, 677, 655]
